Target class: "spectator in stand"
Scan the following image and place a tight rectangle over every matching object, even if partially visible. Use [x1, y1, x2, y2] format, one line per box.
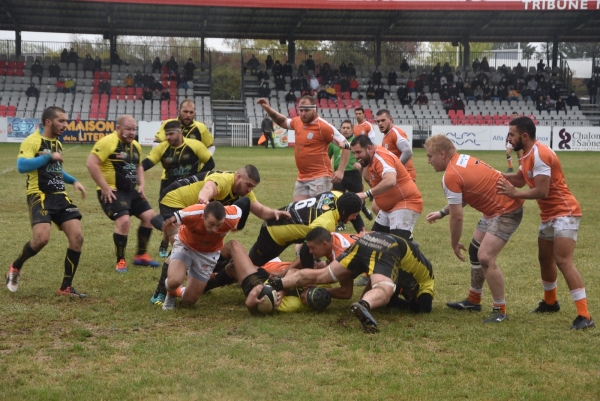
[545, 95, 555, 112]
[55, 76, 66, 93]
[134, 71, 144, 88]
[31, 60, 44, 84]
[152, 57, 163, 73]
[414, 76, 425, 93]
[309, 75, 319, 92]
[300, 74, 310, 93]
[273, 60, 283, 76]
[124, 74, 134, 87]
[305, 55, 315, 73]
[258, 82, 271, 98]
[99, 79, 111, 96]
[498, 84, 508, 102]
[111, 51, 127, 66]
[537, 59, 545, 72]
[143, 72, 155, 88]
[317, 85, 328, 100]
[65, 75, 75, 94]
[83, 54, 94, 72]
[397, 83, 411, 106]
[442, 91, 453, 111]
[177, 69, 189, 89]
[473, 85, 483, 101]
[507, 85, 519, 103]
[275, 74, 286, 92]
[26, 83, 40, 99]
[340, 75, 350, 93]
[326, 84, 337, 101]
[68, 48, 78, 67]
[152, 80, 164, 92]
[265, 55, 274, 70]
[184, 58, 196, 81]
[587, 74, 599, 104]
[452, 96, 465, 112]
[555, 97, 567, 113]
[349, 76, 359, 93]
[490, 84, 500, 102]
[480, 57, 490, 72]
[166, 56, 178, 73]
[406, 77, 415, 93]
[464, 83, 475, 102]
[400, 58, 410, 72]
[291, 74, 301, 91]
[161, 88, 170, 102]
[366, 83, 376, 100]
[282, 60, 293, 77]
[285, 90, 296, 105]
[94, 56, 102, 71]
[348, 62, 356, 77]
[566, 92, 580, 108]
[153, 88, 162, 100]
[257, 69, 269, 82]
[247, 54, 260, 75]
[48, 61, 60, 79]
[168, 69, 178, 82]
[415, 91, 428, 106]
[375, 84, 388, 101]
[60, 48, 69, 64]
[371, 67, 382, 85]
[388, 68, 398, 86]
[339, 62, 348, 77]
[472, 58, 481, 72]
[535, 94, 546, 114]
[515, 63, 525, 78]
[143, 87, 153, 101]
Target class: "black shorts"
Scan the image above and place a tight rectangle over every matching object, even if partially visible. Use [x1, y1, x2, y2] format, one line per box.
[332, 169, 363, 193]
[159, 203, 181, 220]
[97, 190, 153, 221]
[28, 193, 82, 228]
[248, 223, 288, 266]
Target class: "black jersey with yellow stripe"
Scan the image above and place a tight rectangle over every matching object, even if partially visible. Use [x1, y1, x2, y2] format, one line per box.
[90, 131, 142, 192]
[154, 118, 214, 149]
[18, 130, 66, 195]
[144, 137, 211, 185]
[268, 191, 341, 227]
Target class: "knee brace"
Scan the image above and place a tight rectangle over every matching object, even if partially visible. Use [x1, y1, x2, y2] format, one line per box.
[469, 238, 481, 266]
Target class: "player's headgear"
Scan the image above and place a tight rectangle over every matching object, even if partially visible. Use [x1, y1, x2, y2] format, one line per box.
[306, 287, 332, 311]
[336, 192, 362, 222]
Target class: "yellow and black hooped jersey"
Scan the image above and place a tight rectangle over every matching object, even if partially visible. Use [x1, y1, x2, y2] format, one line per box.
[160, 170, 257, 209]
[155, 118, 214, 149]
[90, 131, 142, 192]
[266, 191, 342, 246]
[144, 137, 212, 184]
[337, 232, 434, 296]
[19, 130, 66, 196]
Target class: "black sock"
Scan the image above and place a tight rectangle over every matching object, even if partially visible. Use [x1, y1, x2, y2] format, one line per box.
[61, 248, 81, 290]
[13, 241, 39, 270]
[204, 269, 235, 293]
[137, 226, 152, 255]
[358, 299, 371, 311]
[113, 233, 127, 262]
[155, 261, 169, 296]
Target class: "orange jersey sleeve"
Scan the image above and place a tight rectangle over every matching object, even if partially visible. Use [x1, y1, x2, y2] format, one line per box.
[353, 121, 376, 142]
[367, 146, 423, 213]
[521, 142, 581, 222]
[262, 259, 291, 274]
[443, 153, 524, 218]
[290, 117, 335, 181]
[381, 127, 416, 181]
[175, 204, 241, 252]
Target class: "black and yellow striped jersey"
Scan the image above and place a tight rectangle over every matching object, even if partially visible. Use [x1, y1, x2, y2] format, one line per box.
[144, 137, 212, 184]
[18, 130, 65, 195]
[90, 131, 142, 192]
[155, 118, 214, 149]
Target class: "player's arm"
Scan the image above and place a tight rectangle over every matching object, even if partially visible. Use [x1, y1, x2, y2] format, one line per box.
[62, 170, 87, 199]
[197, 179, 218, 204]
[358, 171, 396, 201]
[249, 200, 291, 221]
[193, 142, 215, 173]
[86, 153, 116, 203]
[426, 202, 467, 224]
[327, 276, 354, 299]
[256, 98, 289, 127]
[498, 174, 550, 200]
[367, 124, 377, 143]
[448, 203, 466, 262]
[16, 153, 55, 173]
[199, 124, 216, 155]
[269, 261, 353, 291]
[501, 169, 527, 188]
[396, 135, 413, 165]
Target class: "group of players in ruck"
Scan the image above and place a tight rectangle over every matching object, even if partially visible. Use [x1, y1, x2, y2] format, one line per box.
[6, 96, 594, 332]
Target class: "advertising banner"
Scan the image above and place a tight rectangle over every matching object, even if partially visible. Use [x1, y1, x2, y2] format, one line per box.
[552, 126, 600, 151]
[489, 125, 551, 150]
[6, 118, 40, 143]
[431, 125, 492, 150]
[60, 120, 116, 144]
[272, 123, 294, 147]
[139, 121, 162, 146]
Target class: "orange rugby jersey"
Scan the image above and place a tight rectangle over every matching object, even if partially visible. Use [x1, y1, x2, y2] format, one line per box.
[381, 126, 416, 181]
[520, 141, 581, 223]
[174, 204, 241, 252]
[443, 153, 523, 218]
[353, 121, 376, 142]
[367, 145, 423, 213]
[287, 116, 341, 181]
[262, 258, 291, 274]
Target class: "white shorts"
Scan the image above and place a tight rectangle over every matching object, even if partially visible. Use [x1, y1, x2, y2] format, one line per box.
[538, 216, 580, 242]
[293, 176, 332, 198]
[170, 235, 220, 282]
[476, 206, 523, 242]
[375, 209, 420, 232]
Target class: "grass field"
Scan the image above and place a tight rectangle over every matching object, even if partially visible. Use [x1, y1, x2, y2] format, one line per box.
[0, 143, 599, 401]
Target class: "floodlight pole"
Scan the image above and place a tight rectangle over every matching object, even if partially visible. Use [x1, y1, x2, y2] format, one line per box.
[15, 30, 21, 57]
[551, 35, 559, 69]
[375, 32, 382, 68]
[462, 40, 470, 68]
[288, 40, 295, 65]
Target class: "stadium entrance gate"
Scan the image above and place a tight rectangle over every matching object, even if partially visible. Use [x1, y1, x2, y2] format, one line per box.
[231, 123, 253, 147]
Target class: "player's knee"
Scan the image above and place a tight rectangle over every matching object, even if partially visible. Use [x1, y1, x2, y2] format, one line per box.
[416, 293, 433, 313]
[115, 216, 131, 233]
[469, 238, 481, 265]
[477, 249, 494, 268]
[32, 235, 50, 250]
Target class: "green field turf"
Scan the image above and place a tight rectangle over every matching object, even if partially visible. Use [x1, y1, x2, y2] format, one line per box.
[0, 143, 598, 400]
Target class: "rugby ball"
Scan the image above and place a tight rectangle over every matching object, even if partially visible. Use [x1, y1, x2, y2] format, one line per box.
[257, 284, 277, 314]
